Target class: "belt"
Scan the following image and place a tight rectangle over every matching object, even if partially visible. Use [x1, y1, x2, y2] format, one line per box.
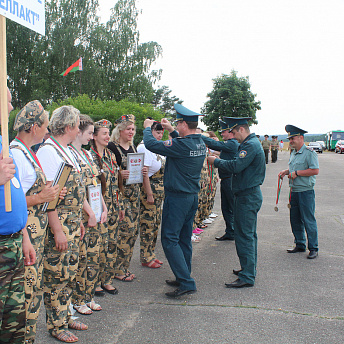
[0, 230, 22, 240]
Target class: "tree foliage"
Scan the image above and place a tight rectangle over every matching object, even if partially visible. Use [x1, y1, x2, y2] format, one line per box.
[6, 0, 162, 108]
[152, 85, 183, 118]
[201, 70, 261, 131]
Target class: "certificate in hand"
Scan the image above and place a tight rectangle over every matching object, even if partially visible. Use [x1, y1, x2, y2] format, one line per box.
[126, 152, 145, 185]
[87, 185, 103, 222]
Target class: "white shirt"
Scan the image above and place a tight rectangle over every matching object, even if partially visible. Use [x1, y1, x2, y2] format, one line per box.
[137, 143, 163, 177]
[10, 141, 36, 194]
[37, 138, 80, 181]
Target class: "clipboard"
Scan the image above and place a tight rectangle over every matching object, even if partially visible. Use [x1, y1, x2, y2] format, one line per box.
[42, 162, 73, 212]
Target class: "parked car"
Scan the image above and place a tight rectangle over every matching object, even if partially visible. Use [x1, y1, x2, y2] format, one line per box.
[335, 140, 344, 154]
[316, 141, 326, 150]
[307, 142, 323, 153]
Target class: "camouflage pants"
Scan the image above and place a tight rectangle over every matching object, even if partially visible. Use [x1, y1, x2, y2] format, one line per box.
[115, 188, 140, 276]
[98, 223, 109, 286]
[24, 224, 46, 344]
[139, 189, 163, 263]
[97, 205, 120, 286]
[206, 179, 217, 217]
[0, 233, 25, 344]
[71, 221, 102, 305]
[194, 184, 208, 227]
[43, 227, 80, 336]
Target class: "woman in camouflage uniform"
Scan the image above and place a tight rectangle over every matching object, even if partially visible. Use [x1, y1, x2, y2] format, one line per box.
[137, 121, 165, 268]
[10, 101, 61, 344]
[108, 115, 146, 281]
[37, 106, 87, 343]
[89, 120, 125, 293]
[69, 115, 108, 315]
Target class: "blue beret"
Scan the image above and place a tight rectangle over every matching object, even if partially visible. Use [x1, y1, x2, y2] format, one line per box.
[174, 103, 203, 122]
[222, 116, 252, 132]
[285, 125, 307, 139]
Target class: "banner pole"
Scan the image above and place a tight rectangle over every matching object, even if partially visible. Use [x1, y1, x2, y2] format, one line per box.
[0, 15, 12, 212]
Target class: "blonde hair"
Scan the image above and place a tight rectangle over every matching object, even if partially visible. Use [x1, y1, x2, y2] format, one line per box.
[110, 121, 136, 144]
[49, 106, 80, 136]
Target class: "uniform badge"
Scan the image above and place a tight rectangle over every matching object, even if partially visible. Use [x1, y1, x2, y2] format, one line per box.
[163, 140, 172, 147]
[239, 150, 247, 158]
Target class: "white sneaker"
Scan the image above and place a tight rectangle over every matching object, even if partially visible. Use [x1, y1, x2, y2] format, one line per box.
[209, 213, 218, 218]
[203, 219, 213, 224]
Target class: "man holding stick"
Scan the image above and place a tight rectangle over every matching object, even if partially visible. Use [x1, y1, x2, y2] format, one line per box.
[0, 87, 35, 343]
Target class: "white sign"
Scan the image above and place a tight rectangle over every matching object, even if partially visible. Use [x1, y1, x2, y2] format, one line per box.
[0, 0, 45, 36]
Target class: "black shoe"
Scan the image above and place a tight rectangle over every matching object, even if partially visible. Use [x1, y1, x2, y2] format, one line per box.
[233, 269, 242, 276]
[101, 284, 119, 295]
[165, 288, 197, 298]
[165, 279, 180, 287]
[307, 250, 318, 259]
[215, 234, 234, 241]
[94, 289, 105, 297]
[287, 247, 306, 253]
[225, 279, 254, 288]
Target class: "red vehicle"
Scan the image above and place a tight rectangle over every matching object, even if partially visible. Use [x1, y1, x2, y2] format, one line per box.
[335, 140, 344, 154]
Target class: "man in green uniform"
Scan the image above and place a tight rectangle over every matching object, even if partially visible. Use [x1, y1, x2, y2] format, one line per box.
[201, 119, 239, 241]
[261, 134, 271, 164]
[278, 125, 319, 259]
[208, 117, 265, 288]
[143, 104, 206, 298]
[271, 135, 279, 163]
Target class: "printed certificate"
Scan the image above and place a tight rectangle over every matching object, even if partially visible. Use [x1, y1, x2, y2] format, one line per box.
[87, 185, 103, 222]
[126, 152, 145, 185]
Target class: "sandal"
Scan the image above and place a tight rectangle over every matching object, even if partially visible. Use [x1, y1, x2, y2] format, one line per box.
[52, 330, 78, 343]
[154, 258, 163, 265]
[68, 321, 88, 331]
[101, 284, 119, 295]
[142, 260, 161, 268]
[114, 272, 134, 282]
[86, 300, 102, 311]
[73, 304, 93, 315]
[199, 224, 208, 229]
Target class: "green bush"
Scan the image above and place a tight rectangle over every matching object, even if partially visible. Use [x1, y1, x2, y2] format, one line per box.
[9, 94, 165, 146]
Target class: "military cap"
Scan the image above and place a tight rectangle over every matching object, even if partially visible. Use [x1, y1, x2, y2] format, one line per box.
[218, 119, 229, 133]
[13, 100, 45, 131]
[285, 125, 307, 139]
[94, 119, 112, 129]
[115, 114, 136, 125]
[272, 135, 278, 139]
[174, 103, 203, 122]
[221, 117, 252, 132]
[264, 134, 269, 138]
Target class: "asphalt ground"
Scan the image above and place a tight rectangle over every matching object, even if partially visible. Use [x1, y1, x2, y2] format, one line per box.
[35, 150, 344, 344]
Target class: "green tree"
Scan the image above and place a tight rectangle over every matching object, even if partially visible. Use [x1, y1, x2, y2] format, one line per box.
[152, 86, 183, 117]
[201, 70, 261, 131]
[6, 0, 162, 107]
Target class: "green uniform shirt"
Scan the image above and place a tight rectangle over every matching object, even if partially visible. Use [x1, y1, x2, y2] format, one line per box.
[288, 144, 319, 192]
[214, 133, 266, 194]
[143, 128, 206, 194]
[261, 140, 271, 150]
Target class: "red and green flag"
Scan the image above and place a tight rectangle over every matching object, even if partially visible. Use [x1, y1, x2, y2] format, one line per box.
[60, 58, 83, 76]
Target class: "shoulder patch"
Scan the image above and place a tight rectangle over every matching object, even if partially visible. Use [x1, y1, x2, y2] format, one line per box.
[163, 140, 172, 147]
[239, 150, 247, 158]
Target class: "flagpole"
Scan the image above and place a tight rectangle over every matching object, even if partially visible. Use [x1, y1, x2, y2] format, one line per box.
[0, 15, 12, 211]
